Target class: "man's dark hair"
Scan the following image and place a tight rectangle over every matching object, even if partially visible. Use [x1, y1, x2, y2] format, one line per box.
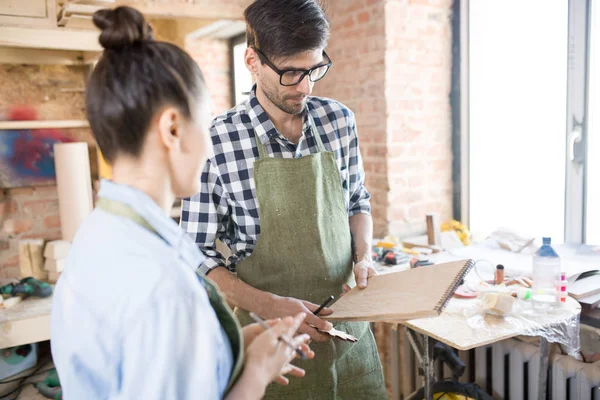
[244, 0, 330, 60]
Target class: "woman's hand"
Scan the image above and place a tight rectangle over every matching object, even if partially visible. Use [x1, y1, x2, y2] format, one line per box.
[242, 320, 279, 348]
[245, 312, 314, 385]
[226, 312, 314, 400]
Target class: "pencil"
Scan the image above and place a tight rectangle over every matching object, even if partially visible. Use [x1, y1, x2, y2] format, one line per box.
[313, 295, 335, 316]
[249, 312, 308, 360]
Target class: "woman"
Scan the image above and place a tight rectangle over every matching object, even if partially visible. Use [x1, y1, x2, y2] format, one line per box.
[50, 6, 312, 400]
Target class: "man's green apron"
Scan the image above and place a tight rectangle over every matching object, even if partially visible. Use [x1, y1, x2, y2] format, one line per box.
[235, 114, 387, 399]
[96, 198, 244, 395]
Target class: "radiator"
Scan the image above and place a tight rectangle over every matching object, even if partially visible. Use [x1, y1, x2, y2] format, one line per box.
[396, 334, 600, 400]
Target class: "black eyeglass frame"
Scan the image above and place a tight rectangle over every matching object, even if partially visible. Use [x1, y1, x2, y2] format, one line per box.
[253, 47, 333, 86]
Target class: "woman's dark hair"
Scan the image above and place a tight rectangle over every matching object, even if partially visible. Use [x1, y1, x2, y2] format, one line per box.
[244, 0, 330, 60]
[86, 6, 206, 163]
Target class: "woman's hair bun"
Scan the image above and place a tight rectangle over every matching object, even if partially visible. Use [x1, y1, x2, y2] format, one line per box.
[93, 6, 153, 50]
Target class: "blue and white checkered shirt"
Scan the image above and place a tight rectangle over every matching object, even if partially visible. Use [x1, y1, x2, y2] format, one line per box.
[181, 86, 371, 275]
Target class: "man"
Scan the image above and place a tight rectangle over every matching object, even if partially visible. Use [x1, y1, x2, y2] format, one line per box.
[181, 0, 387, 398]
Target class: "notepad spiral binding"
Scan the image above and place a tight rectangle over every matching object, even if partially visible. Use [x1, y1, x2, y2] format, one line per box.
[433, 259, 475, 313]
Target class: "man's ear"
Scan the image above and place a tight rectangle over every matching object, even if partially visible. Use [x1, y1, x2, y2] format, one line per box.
[157, 107, 181, 150]
[245, 47, 260, 75]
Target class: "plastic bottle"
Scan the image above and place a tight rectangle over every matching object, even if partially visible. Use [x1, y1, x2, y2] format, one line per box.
[532, 237, 561, 309]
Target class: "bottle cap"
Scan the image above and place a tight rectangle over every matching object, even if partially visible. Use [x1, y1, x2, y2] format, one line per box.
[542, 237, 551, 245]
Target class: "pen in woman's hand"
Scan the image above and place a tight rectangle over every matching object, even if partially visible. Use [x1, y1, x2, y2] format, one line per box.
[249, 312, 308, 359]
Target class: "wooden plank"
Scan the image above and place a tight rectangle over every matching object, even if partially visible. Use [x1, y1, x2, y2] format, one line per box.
[0, 47, 89, 65]
[117, 0, 249, 21]
[0, 120, 89, 130]
[0, 0, 56, 28]
[0, 26, 101, 52]
[0, 0, 48, 18]
[0, 296, 52, 349]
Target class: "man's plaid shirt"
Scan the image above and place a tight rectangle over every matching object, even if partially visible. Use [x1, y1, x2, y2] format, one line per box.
[181, 87, 371, 275]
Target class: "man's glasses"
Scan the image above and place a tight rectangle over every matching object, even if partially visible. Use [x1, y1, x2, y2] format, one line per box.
[253, 47, 332, 87]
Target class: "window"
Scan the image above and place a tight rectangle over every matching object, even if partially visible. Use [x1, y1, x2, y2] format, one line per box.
[231, 35, 253, 105]
[587, 0, 600, 243]
[459, 0, 595, 244]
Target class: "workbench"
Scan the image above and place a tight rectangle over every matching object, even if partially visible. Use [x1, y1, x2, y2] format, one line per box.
[398, 297, 581, 400]
[376, 256, 583, 400]
[0, 296, 52, 349]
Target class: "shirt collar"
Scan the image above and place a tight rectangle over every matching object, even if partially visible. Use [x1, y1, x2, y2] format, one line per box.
[97, 180, 204, 272]
[245, 85, 315, 145]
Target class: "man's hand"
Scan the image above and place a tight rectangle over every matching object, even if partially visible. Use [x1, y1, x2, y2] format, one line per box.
[260, 296, 334, 342]
[354, 258, 378, 289]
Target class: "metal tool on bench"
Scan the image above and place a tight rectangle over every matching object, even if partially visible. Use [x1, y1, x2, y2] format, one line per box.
[0, 277, 53, 299]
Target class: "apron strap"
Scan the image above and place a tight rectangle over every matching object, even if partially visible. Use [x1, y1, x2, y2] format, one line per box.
[96, 197, 157, 235]
[255, 132, 268, 160]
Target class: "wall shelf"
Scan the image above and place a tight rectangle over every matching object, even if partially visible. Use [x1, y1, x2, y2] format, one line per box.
[0, 120, 89, 130]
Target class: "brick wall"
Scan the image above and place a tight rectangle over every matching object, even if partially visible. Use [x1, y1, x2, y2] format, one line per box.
[186, 37, 233, 115]
[314, 0, 389, 236]
[385, 0, 454, 236]
[314, 0, 454, 238]
[0, 65, 93, 279]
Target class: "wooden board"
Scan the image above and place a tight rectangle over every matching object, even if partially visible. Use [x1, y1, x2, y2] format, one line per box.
[0, 296, 52, 349]
[0, 0, 56, 28]
[0, 26, 101, 52]
[569, 274, 600, 300]
[402, 296, 581, 351]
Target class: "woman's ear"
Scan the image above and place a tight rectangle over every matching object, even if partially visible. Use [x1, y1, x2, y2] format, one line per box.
[157, 107, 181, 150]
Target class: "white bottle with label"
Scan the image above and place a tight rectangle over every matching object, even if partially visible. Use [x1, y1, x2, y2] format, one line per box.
[532, 237, 561, 309]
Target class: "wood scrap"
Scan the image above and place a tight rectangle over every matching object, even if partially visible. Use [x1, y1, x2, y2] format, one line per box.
[318, 327, 358, 342]
[0, 296, 23, 309]
[18, 239, 46, 281]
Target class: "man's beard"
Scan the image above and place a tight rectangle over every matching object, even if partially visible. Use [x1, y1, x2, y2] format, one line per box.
[262, 83, 307, 115]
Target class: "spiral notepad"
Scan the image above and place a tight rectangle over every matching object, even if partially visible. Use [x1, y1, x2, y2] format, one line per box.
[325, 259, 474, 322]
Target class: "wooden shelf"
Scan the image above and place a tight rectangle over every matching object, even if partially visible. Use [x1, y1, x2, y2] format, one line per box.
[0, 120, 89, 130]
[0, 296, 51, 349]
[0, 26, 101, 52]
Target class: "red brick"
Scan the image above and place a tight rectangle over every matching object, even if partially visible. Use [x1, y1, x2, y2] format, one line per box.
[7, 187, 35, 197]
[43, 215, 61, 229]
[3, 266, 21, 279]
[0, 200, 18, 215]
[34, 186, 58, 198]
[2, 219, 33, 234]
[0, 240, 9, 251]
[357, 11, 370, 24]
[22, 199, 58, 215]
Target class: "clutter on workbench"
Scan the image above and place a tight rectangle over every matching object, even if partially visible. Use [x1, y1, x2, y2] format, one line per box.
[372, 239, 411, 265]
[0, 277, 53, 309]
[18, 239, 46, 281]
[485, 227, 535, 253]
[441, 219, 471, 246]
[532, 237, 562, 310]
[43, 240, 70, 284]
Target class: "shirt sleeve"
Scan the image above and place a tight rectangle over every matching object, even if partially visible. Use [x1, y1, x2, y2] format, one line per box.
[180, 158, 230, 275]
[116, 291, 228, 400]
[347, 113, 372, 216]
